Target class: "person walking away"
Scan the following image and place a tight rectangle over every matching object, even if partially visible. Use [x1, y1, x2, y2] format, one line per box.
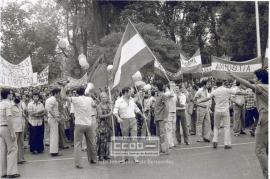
[61, 85, 98, 169]
[45, 88, 61, 157]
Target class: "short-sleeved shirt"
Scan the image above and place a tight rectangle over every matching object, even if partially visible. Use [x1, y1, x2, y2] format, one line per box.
[210, 86, 236, 112]
[69, 96, 96, 126]
[0, 99, 12, 126]
[113, 97, 140, 119]
[45, 96, 59, 119]
[28, 101, 44, 126]
[194, 88, 210, 107]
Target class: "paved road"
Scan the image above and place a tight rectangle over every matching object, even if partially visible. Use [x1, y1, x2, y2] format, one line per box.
[10, 131, 263, 179]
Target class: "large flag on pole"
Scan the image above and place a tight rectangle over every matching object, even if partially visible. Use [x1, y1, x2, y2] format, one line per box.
[111, 19, 156, 89]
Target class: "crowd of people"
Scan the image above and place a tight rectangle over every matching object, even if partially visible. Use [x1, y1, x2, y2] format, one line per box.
[0, 69, 268, 178]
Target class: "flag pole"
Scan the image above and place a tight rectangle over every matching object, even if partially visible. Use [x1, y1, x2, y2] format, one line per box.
[108, 86, 116, 139]
[255, 1, 262, 60]
[106, 66, 116, 140]
[127, 18, 170, 83]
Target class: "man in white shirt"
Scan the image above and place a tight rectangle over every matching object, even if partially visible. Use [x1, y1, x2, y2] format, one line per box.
[197, 80, 245, 149]
[61, 85, 97, 169]
[113, 87, 146, 163]
[28, 92, 46, 154]
[45, 88, 61, 157]
[175, 85, 190, 145]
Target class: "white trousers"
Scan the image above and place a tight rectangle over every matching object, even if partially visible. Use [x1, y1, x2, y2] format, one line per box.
[166, 112, 176, 147]
[48, 118, 59, 154]
[213, 110, 231, 146]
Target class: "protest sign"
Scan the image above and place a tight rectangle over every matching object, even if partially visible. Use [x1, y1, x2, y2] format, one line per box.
[36, 66, 49, 86]
[211, 56, 262, 79]
[0, 56, 33, 88]
[180, 49, 202, 74]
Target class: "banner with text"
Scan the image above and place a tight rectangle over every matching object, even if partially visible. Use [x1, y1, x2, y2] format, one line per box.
[211, 56, 262, 79]
[180, 49, 202, 74]
[37, 66, 49, 86]
[33, 66, 49, 86]
[0, 56, 33, 88]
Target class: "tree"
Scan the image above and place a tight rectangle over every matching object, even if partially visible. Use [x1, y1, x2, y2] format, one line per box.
[1, 0, 64, 80]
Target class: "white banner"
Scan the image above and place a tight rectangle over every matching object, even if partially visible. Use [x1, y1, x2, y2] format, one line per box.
[181, 55, 201, 68]
[36, 66, 49, 86]
[211, 62, 262, 72]
[202, 66, 212, 73]
[180, 49, 202, 74]
[0, 56, 33, 88]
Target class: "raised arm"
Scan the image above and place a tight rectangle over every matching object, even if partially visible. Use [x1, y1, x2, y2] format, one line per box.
[228, 73, 256, 91]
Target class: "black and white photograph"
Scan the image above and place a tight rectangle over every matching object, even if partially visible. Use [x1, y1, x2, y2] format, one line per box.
[0, 0, 269, 178]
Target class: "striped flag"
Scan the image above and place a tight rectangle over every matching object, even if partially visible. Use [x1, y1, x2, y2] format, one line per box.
[112, 20, 155, 89]
[154, 59, 167, 77]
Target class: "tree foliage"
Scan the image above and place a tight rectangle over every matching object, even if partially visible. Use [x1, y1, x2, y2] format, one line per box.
[1, 0, 268, 82]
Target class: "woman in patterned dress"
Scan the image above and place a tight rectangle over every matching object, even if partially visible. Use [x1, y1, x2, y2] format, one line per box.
[96, 92, 112, 161]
